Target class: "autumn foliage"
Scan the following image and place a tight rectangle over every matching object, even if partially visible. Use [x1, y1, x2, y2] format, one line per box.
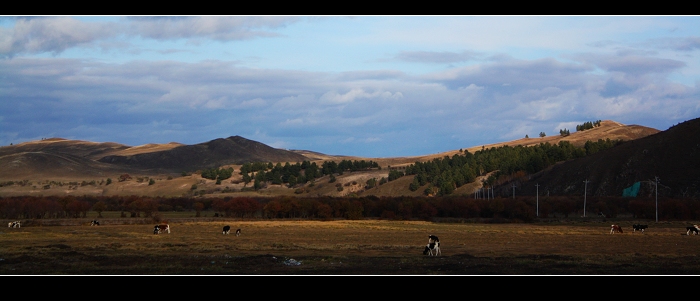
[0, 194, 697, 222]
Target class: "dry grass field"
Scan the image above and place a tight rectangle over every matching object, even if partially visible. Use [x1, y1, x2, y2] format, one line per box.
[3, 216, 700, 275]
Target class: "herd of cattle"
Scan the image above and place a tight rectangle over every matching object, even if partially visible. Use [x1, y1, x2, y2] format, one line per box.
[9, 219, 700, 257]
[609, 223, 700, 235]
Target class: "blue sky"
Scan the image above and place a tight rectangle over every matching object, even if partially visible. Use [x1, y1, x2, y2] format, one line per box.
[1, 16, 699, 158]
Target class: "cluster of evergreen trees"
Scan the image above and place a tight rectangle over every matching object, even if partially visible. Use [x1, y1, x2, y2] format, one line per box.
[200, 167, 234, 183]
[238, 159, 380, 189]
[576, 120, 602, 131]
[320, 160, 379, 175]
[401, 140, 623, 196]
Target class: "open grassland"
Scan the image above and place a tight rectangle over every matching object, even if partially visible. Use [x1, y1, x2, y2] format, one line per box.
[3, 217, 700, 275]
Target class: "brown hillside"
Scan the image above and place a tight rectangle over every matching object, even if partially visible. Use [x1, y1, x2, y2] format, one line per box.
[418, 120, 659, 162]
[0, 120, 662, 198]
[0, 152, 142, 181]
[0, 138, 131, 160]
[97, 136, 309, 173]
[353, 120, 659, 171]
[107, 142, 184, 157]
[514, 117, 700, 199]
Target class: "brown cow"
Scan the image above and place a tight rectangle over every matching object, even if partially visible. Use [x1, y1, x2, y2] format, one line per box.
[610, 224, 623, 234]
[154, 224, 170, 234]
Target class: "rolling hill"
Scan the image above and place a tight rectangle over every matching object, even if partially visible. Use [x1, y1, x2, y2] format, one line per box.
[0, 120, 670, 198]
[513, 117, 700, 199]
[97, 135, 309, 173]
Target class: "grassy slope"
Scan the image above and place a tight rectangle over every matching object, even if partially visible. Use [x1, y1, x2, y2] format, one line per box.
[0, 120, 660, 198]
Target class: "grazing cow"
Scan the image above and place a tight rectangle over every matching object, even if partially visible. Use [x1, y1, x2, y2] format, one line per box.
[610, 224, 623, 234]
[223, 225, 231, 235]
[153, 224, 170, 234]
[235, 228, 241, 236]
[423, 241, 441, 256]
[90, 220, 100, 226]
[7, 221, 20, 228]
[687, 225, 700, 235]
[632, 224, 648, 233]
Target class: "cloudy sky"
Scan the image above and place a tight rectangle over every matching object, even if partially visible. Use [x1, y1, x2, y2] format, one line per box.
[1, 16, 699, 158]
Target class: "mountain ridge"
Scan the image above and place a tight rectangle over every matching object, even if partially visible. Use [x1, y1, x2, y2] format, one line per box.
[0, 120, 672, 198]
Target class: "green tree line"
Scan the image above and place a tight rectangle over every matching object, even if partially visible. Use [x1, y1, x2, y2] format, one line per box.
[402, 139, 623, 196]
[238, 159, 380, 190]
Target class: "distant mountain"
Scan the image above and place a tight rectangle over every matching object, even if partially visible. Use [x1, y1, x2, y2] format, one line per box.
[0, 120, 669, 198]
[97, 135, 309, 172]
[514, 117, 700, 199]
[0, 136, 310, 181]
[0, 138, 131, 160]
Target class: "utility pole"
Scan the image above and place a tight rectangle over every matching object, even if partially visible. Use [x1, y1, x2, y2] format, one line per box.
[512, 184, 516, 199]
[583, 179, 590, 217]
[535, 183, 540, 217]
[655, 176, 660, 222]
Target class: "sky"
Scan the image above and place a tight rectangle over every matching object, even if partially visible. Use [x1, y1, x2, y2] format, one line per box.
[1, 16, 699, 158]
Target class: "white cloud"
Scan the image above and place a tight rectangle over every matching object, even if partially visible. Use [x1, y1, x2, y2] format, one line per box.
[126, 16, 300, 41]
[238, 98, 267, 108]
[2, 16, 700, 156]
[0, 17, 119, 58]
[319, 88, 403, 104]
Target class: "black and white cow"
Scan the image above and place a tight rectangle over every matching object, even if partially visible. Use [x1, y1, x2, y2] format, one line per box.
[90, 220, 100, 226]
[687, 225, 700, 235]
[223, 225, 231, 235]
[610, 224, 623, 234]
[632, 224, 648, 233]
[7, 221, 20, 228]
[153, 224, 170, 234]
[423, 241, 441, 256]
[235, 228, 241, 236]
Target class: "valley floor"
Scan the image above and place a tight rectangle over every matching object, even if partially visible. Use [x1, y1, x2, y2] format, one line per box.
[2, 219, 699, 275]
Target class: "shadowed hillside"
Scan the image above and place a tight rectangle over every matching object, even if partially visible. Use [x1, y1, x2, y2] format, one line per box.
[0, 151, 141, 180]
[513, 117, 700, 199]
[97, 136, 309, 173]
